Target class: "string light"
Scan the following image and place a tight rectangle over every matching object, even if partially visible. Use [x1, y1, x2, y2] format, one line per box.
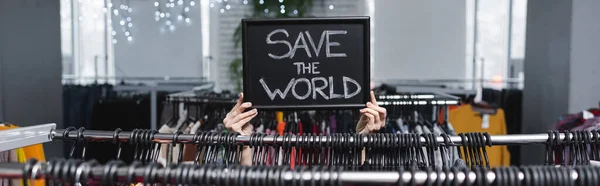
[185, 17, 191, 23]
[127, 36, 133, 42]
[259, 0, 264, 5]
[154, 2, 159, 6]
[184, 7, 190, 12]
[166, 12, 171, 17]
[112, 39, 117, 44]
[127, 22, 133, 27]
[178, 15, 183, 20]
[243, 0, 248, 4]
[226, 5, 231, 9]
[329, 5, 334, 9]
[279, 0, 283, 2]
[190, 1, 195, 6]
[220, 8, 225, 13]
[264, 8, 269, 13]
[177, 0, 184, 5]
[293, 9, 298, 14]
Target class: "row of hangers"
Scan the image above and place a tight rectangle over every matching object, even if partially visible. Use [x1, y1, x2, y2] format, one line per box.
[20, 158, 600, 186]
[64, 126, 500, 170]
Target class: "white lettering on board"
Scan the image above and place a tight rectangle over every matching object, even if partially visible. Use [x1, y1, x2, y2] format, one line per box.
[266, 29, 292, 59]
[259, 76, 361, 100]
[266, 29, 348, 59]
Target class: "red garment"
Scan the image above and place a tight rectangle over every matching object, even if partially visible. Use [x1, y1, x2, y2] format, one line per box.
[277, 122, 285, 136]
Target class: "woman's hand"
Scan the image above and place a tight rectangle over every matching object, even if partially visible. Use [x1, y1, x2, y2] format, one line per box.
[223, 93, 257, 135]
[356, 91, 387, 134]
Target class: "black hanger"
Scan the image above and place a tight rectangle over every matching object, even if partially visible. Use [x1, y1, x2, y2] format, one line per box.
[457, 133, 468, 168]
[172, 131, 184, 164]
[545, 131, 554, 165]
[551, 130, 562, 165]
[592, 130, 599, 161]
[468, 133, 480, 167]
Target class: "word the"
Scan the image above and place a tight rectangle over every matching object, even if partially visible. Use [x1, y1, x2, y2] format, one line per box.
[266, 29, 347, 59]
[293, 62, 320, 75]
[259, 76, 361, 100]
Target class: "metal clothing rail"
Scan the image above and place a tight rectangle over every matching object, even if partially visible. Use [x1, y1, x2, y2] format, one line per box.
[0, 124, 56, 152]
[52, 128, 584, 146]
[0, 162, 582, 185]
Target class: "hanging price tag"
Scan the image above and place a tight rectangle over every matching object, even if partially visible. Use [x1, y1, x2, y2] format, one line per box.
[481, 114, 490, 129]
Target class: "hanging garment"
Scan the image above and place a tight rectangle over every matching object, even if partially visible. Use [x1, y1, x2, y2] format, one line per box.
[449, 104, 511, 167]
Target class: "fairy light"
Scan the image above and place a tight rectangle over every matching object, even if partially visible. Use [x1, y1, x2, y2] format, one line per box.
[190, 1, 195, 6]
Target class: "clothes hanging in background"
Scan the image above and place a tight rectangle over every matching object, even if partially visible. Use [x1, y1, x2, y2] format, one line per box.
[449, 104, 511, 167]
[554, 108, 600, 131]
[501, 89, 522, 165]
[84, 95, 152, 164]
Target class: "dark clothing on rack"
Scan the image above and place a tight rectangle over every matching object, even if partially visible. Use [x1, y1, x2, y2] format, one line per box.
[62, 84, 113, 158]
[501, 89, 522, 165]
[85, 96, 152, 163]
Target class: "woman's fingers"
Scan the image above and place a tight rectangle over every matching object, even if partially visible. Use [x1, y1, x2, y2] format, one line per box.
[366, 102, 386, 119]
[360, 108, 381, 124]
[231, 93, 244, 113]
[228, 109, 258, 132]
[369, 91, 379, 106]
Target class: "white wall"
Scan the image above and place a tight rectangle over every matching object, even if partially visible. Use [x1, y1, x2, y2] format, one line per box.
[372, 0, 466, 81]
[569, 0, 600, 112]
[112, 0, 203, 77]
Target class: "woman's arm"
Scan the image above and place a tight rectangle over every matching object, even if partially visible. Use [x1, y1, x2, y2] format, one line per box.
[223, 93, 257, 166]
[357, 91, 387, 164]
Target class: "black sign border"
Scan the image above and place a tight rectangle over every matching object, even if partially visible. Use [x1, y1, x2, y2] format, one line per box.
[242, 17, 370, 110]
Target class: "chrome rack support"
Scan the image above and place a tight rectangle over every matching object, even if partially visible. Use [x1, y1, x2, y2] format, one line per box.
[0, 123, 56, 152]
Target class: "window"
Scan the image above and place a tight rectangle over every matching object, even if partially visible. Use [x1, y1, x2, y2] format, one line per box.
[466, 0, 527, 89]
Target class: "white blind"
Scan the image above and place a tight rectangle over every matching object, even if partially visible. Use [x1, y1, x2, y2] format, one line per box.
[211, 0, 366, 91]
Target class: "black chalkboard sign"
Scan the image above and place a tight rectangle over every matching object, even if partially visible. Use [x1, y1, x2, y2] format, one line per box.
[242, 17, 370, 109]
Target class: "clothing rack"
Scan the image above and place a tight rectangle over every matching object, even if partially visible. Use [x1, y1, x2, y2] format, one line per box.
[0, 161, 591, 185]
[51, 128, 585, 147]
[166, 91, 238, 104]
[113, 82, 213, 130]
[376, 93, 460, 106]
